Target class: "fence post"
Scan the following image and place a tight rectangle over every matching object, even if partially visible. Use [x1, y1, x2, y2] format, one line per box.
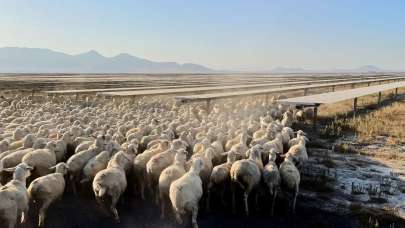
[313, 105, 318, 128]
[353, 97, 358, 118]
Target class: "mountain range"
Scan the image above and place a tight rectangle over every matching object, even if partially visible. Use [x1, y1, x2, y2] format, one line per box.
[0, 47, 213, 73]
[0, 47, 392, 74]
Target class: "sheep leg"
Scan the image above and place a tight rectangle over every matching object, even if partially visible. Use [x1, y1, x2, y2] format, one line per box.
[231, 182, 236, 214]
[191, 206, 199, 228]
[292, 187, 298, 214]
[271, 190, 277, 216]
[139, 180, 145, 200]
[38, 201, 52, 227]
[206, 183, 212, 212]
[21, 206, 29, 224]
[174, 211, 183, 224]
[6, 220, 14, 228]
[70, 176, 77, 195]
[110, 196, 120, 223]
[254, 191, 260, 210]
[155, 187, 160, 206]
[159, 194, 165, 219]
[220, 184, 227, 206]
[243, 192, 249, 216]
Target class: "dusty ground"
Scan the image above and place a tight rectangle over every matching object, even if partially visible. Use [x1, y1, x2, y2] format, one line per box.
[20, 190, 367, 228]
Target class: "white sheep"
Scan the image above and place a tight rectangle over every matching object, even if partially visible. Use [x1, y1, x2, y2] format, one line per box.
[146, 139, 187, 203]
[54, 132, 74, 162]
[74, 140, 93, 154]
[169, 158, 204, 228]
[67, 135, 105, 194]
[207, 150, 237, 211]
[92, 143, 137, 223]
[0, 140, 9, 153]
[0, 148, 34, 184]
[158, 149, 187, 219]
[22, 141, 57, 178]
[288, 130, 307, 148]
[262, 149, 280, 215]
[230, 144, 264, 216]
[285, 135, 308, 170]
[0, 163, 33, 228]
[132, 140, 170, 199]
[81, 150, 111, 184]
[27, 162, 69, 227]
[279, 156, 300, 214]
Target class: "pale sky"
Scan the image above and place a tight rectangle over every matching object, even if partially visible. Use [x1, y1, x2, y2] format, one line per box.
[1, 0, 404, 71]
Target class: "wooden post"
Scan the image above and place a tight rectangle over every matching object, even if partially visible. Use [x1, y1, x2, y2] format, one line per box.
[313, 106, 318, 128]
[351, 84, 355, 89]
[378, 92, 382, 107]
[332, 86, 335, 92]
[265, 94, 269, 105]
[353, 97, 358, 118]
[395, 88, 398, 99]
[75, 93, 79, 101]
[304, 88, 309, 96]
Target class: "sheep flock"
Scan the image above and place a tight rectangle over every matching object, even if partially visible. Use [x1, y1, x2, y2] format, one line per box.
[0, 93, 311, 228]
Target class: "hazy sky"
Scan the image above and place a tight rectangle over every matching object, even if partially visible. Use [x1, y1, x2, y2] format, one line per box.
[1, 0, 404, 70]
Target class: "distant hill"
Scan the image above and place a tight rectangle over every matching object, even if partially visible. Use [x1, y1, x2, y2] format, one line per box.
[268, 65, 386, 73]
[0, 47, 214, 73]
[349, 65, 383, 73]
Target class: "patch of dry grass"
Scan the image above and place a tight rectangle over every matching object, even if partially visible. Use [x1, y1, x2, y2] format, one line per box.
[318, 88, 405, 144]
[348, 102, 405, 144]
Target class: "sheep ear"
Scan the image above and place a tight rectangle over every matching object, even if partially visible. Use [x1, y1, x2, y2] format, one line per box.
[2, 167, 16, 172]
[49, 165, 57, 171]
[304, 136, 310, 142]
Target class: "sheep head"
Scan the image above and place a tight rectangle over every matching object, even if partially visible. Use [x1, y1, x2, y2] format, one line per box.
[50, 162, 69, 175]
[190, 157, 204, 175]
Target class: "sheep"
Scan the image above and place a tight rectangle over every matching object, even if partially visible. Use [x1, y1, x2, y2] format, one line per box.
[284, 135, 308, 170]
[27, 162, 69, 227]
[190, 147, 215, 192]
[74, 140, 93, 154]
[66, 135, 106, 194]
[92, 143, 137, 223]
[0, 163, 33, 228]
[281, 110, 294, 127]
[230, 144, 264, 216]
[225, 130, 247, 152]
[158, 149, 187, 219]
[0, 148, 34, 184]
[132, 140, 170, 199]
[250, 127, 275, 147]
[210, 132, 226, 165]
[81, 150, 111, 184]
[262, 133, 283, 164]
[281, 127, 294, 153]
[0, 140, 9, 153]
[228, 130, 249, 160]
[279, 156, 300, 214]
[146, 139, 187, 203]
[207, 150, 237, 211]
[262, 149, 280, 216]
[32, 138, 49, 149]
[169, 158, 204, 228]
[22, 141, 57, 178]
[54, 132, 74, 162]
[288, 130, 308, 148]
